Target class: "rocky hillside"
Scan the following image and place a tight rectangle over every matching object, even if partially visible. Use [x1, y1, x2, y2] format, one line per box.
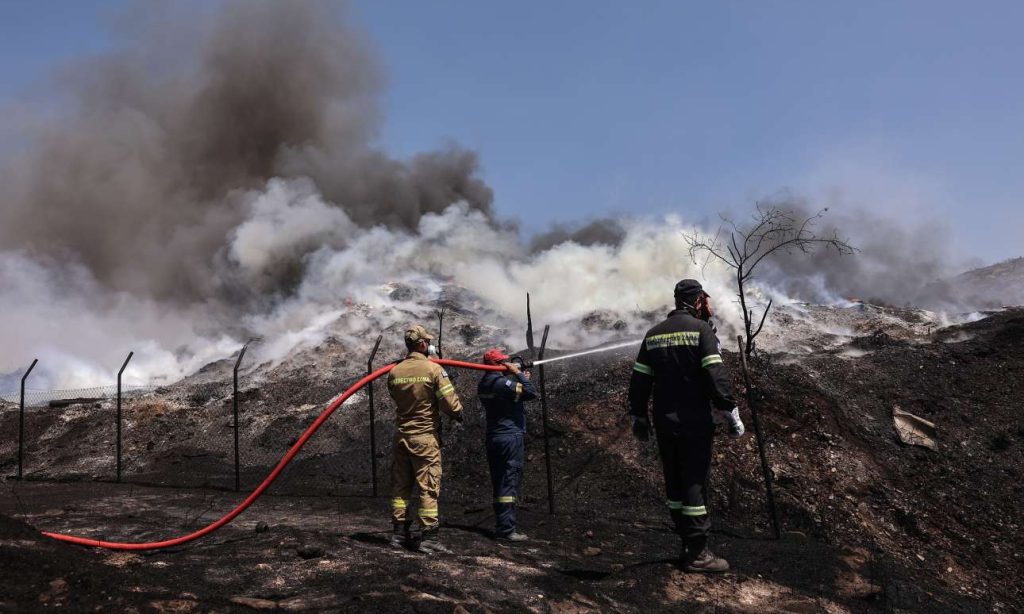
[953, 257, 1024, 308]
[2, 304, 1022, 611]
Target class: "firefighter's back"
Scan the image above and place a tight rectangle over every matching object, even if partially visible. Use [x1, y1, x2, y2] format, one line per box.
[388, 354, 441, 437]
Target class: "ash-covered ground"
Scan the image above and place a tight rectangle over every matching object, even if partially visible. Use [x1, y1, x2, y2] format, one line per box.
[1, 301, 1022, 612]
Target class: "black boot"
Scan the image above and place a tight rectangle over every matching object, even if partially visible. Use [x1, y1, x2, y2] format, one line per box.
[682, 536, 729, 573]
[418, 527, 453, 554]
[388, 522, 406, 550]
[683, 547, 730, 573]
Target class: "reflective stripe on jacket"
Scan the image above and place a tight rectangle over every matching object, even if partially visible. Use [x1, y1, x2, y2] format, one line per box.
[388, 352, 463, 436]
[628, 309, 736, 431]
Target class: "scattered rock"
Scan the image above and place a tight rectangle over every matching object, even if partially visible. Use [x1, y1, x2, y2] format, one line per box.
[255, 521, 269, 533]
[148, 600, 199, 613]
[230, 596, 278, 610]
[893, 407, 939, 451]
[582, 547, 602, 557]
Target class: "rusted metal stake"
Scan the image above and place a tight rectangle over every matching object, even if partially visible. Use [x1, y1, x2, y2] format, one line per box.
[233, 342, 250, 492]
[526, 293, 535, 356]
[538, 325, 554, 515]
[367, 334, 383, 497]
[117, 351, 134, 484]
[17, 359, 38, 480]
[736, 335, 780, 539]
[436, 307, 446, 359]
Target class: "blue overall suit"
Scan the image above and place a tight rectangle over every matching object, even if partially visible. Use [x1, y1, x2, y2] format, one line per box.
[478, 369, 538, 537]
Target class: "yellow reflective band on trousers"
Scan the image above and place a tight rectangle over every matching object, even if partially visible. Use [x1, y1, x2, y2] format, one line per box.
[495, 496, 516, 504]
[391, 498, 407, 509]
[435, 383, 455, 399]
[633, 361, 653, 375]
[681, 505, 707, 516]
[392, 376, 432, 385]
[418, 507, 439, 518]
[646, 331, 700, 350]
[666, 500, 684, 510]
[701, 354, 723, 368]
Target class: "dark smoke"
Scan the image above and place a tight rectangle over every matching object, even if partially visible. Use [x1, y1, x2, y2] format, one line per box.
[0, 1, 492, 303]
[529, 219, 627, 253]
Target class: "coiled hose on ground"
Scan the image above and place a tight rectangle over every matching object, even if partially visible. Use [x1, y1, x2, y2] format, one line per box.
[41, 358, 505, 551]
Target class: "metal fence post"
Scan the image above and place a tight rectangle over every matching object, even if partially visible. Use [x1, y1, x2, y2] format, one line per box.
[526, 292, 535, 355]
[116, 351, 134, 483]
[435, 308, 446, 358]
[367, 334, 383, 497]
[17, 359, 38, 480]
[233, 342, 250, 492]
[538, 325, 554, 514]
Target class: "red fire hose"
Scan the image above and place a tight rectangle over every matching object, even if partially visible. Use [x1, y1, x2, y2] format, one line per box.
[41, 359, 505, 550]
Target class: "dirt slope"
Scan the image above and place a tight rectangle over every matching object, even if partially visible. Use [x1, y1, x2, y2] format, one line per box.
[2, 309, 1022, 611]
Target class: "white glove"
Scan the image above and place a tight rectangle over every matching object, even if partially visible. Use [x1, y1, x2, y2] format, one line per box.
[713, 407, 745, 438]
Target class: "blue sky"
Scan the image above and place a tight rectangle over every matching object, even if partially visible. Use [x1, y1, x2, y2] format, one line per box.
[1, 1, 1021, 264]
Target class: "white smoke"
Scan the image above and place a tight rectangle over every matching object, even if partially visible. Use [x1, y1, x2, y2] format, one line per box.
[0, 177, 748, 388]
[0, 252, 238, 389]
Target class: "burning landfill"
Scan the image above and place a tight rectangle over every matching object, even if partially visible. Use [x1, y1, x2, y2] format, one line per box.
[1, 2, 1022, 612]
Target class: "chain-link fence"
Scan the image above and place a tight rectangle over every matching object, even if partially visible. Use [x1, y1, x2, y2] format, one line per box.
[0, 371, 380, 498]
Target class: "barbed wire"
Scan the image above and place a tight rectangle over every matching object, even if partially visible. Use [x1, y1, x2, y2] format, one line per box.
[0, 385, 156, 406]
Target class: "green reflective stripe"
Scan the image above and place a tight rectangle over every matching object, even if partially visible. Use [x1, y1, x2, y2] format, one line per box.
[418, 508, 439, 517]
[391, 498, 407, 508]
[680, 505, 707, 516]
[392, 376, 432, 384]
[436, 383, 455, 398]
[701, 354, 723, 368]
[633, 362, 654, 375]
[666, 500, 684, 510]
[646, 331, 700, 350]
[495, 496, 516, 504]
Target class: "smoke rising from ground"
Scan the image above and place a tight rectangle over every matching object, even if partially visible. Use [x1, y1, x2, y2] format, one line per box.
[0, 2, 1002, 389]
[0, 1, 491, 305]
[748, 199, 971, 309]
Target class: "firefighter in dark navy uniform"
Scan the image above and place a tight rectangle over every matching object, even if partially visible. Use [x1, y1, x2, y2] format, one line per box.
[628, 279, 745, 573]
[478, 348, 538, 540]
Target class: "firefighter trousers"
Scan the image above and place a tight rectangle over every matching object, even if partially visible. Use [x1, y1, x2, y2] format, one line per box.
[656, 423, 714, 552]
[391, 433, 442, 530]
[486, 431, 524, 536]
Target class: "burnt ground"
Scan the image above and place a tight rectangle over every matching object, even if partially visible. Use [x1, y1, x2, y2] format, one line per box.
[2, 309, 1023, 612]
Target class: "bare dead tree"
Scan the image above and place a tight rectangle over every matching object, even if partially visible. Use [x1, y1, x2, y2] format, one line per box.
[684, 203, 856, 356]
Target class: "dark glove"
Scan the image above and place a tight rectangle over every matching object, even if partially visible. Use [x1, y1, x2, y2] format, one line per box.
[631, 417, 650, 442]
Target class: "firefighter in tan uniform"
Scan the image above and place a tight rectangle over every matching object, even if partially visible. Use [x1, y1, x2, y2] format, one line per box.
[387, 325, 464, 554]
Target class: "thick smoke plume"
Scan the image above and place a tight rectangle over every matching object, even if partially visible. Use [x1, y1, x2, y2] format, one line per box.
[0, 1, 491, 304]
[0, 2, 1003, 389]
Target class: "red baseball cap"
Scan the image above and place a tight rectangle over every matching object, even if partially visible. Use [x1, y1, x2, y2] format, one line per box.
[482, 348, 510, 364]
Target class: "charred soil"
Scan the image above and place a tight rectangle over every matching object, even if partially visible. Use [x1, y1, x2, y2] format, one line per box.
[2, 309, 1022, 612]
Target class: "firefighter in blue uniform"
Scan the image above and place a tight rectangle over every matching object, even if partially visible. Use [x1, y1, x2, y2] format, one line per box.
[478, 348, 538, 541]
[629, 279, 746, 573]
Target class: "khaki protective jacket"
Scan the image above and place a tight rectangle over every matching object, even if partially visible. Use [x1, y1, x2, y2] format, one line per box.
[387, 352, 463, 437]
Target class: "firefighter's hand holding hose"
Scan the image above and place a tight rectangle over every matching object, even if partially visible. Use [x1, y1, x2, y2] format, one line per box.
[713, 407, 745, 438]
